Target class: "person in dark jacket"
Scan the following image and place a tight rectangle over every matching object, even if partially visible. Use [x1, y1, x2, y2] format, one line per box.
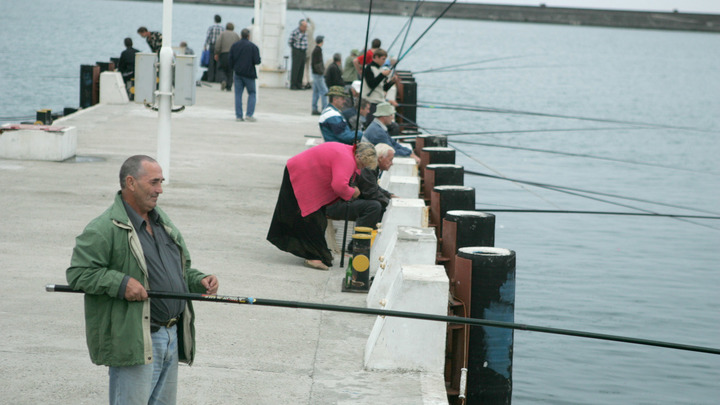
[311, 35, 328, 115]
[228, 28, 261, 122]
[118, 37, 139, 98]
[137, 26, 162, 53]
[325, 52, 344, 89]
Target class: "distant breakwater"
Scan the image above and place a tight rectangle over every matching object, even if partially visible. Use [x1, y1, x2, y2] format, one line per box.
[132, 0, 720, 33]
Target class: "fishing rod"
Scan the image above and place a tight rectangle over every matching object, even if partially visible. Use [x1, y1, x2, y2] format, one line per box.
[465, 170, 720, 216]
[474, 208, 720, 220]
[342, 0, 375, 268]
[448, 139, 712, 175]
[385, 12, 413, 53]
[46, 284, 720, 356]
[411, 101, 718, 134]
[396, 0, 424, 66]
[410, 55, 534, 74]
[394, 0, 458, 67]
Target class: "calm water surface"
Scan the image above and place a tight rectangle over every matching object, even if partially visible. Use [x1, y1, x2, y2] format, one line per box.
[2, 1, 719, 403]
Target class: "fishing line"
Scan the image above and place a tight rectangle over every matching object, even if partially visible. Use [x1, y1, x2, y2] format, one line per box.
[448, 139, 712, 175]
[413, 101, 718, 134]
[46, 285, 720, 356]
[474, 208, 720, 220]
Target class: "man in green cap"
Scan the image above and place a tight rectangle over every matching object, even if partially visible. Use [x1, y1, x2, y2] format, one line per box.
[318, 86, 362, 144]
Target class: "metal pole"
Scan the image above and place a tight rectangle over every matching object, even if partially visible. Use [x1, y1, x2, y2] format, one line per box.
[157, 0, 174, 183]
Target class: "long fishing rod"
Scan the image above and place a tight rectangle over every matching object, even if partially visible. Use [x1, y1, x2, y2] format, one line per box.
[411, 101, 717, 134]
[396, 0, 424, 65]
[342, 0, 375, 268]
[394, 0, 458, 67]
[410, 55, 533, 74]
[474, 208, 720, 220]
[448, 139, 712, 175]
[46, 284, 720, 356]
[465, 170, 720, 216]
[385, 13, 413, 54]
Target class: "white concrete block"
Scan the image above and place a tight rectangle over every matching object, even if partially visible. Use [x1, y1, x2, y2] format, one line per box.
[367, 226, 437, 309]
[364, 264, 449, 372]
[388, 157, 417, 177]
[99, 71, 129, 104]
[304, 137, 323, 149]
[370, 198, 428, 276]
[0, 124, 77, 161]
[386, 175, 420, 198]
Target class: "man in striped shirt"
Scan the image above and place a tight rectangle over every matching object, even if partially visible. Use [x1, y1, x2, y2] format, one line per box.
[204, 14, 224, 83]
[288, 19, 308, 90]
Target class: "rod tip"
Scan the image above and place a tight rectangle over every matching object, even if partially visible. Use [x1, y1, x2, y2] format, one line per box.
[45, 284, 56, 292]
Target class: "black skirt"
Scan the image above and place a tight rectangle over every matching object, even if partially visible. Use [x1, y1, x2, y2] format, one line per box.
[266, 167, 334, 267]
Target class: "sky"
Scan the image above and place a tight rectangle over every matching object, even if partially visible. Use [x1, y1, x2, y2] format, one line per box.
[455, 0, 720, 14]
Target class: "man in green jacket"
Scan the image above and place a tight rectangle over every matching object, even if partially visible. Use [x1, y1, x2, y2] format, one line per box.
[67, 155, 219, 404]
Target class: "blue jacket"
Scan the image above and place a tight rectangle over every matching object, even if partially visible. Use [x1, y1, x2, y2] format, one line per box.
[362, 119, 411, 156]
[319, 105, 361, 144]
[228, 39, 260, 78]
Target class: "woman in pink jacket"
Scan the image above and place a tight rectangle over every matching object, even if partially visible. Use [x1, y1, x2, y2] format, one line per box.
[267, 142, 377, 270]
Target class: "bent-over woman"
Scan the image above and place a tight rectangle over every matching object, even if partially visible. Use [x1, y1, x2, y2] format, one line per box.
[267, 142, 378, 270]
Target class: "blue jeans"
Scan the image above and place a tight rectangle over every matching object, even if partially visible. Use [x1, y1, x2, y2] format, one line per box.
[311, 73, 328, 112]
[108, 325, 179, 405]
[234, 74, 256, 119]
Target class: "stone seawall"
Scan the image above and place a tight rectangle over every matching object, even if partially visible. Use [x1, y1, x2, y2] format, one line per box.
[158, 0, 720, 32]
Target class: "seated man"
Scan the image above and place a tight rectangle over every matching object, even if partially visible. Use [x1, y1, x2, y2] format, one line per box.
[362, 102, 421, 164]
[325, 143, 396, 230]
[342, 98, 370, 131]
[319, 86, 362, 144]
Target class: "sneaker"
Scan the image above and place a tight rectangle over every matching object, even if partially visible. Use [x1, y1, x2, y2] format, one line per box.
[245, 116, 256, 122]
[311, 110, 321, 116]
[236, 117, 244, 122]
[220, 81, 226, 90]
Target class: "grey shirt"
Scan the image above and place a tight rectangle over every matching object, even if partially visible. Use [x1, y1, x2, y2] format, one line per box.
[123, 199, 187, 323]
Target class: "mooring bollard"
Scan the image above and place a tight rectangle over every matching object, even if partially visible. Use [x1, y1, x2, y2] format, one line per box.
[454, 247, 515, 405]
[429, 185, 475, 237]
[414, 134, 448, 156]
[419, 146, 455, 177]
[423, 163, 464, 201]
[441, 210, 495, 284]
[342, 233, 372, 293]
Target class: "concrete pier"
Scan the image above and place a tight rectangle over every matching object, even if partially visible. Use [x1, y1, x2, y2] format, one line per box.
[0, 85, 446, 404]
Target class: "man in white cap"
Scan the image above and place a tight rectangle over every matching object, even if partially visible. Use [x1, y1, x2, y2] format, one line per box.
[361, 102, 420, 163]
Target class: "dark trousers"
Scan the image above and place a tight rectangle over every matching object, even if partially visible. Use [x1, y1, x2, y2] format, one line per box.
[207, 45, 220, 83]
[290, 47, 306, 89]
[325, 199, 384, 229]
[218, 53, 232, 90]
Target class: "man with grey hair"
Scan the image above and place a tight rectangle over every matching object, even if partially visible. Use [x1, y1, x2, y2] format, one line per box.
[324, 52, 344, 88]
[67, 155, 219, 404]
[325, 143, 396, 231]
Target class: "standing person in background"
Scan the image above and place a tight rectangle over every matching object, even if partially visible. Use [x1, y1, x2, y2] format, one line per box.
[342, 49, 360, 84]
[325, 52, 344, 89]
[214, 22, 241, 91]
[311, 35, 328, 115]
[66, 155, 219, 405]
[137, 27, 162, 54]
[204, 14, 224, 83]
[302, 17, 316, 89]
[118, 37, 138, 99]
[288, 19, 308, 90]
[361, 49, 396, 125]
[353, 38, 381, 77]
[228, 28, 261, 122]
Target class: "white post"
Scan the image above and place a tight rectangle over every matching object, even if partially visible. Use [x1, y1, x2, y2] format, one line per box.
[157, 0, 174, 182]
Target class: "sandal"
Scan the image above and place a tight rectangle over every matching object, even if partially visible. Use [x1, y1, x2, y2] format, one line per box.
[304, 259, 329, 271]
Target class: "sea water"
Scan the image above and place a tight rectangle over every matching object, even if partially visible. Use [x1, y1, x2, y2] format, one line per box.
[1, 1, 719, 403]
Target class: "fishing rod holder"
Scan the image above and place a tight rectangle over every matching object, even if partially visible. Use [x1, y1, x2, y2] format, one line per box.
[342, 227, 374, 293]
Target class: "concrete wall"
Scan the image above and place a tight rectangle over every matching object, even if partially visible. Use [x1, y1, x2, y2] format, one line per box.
[162, 0, 720, 32]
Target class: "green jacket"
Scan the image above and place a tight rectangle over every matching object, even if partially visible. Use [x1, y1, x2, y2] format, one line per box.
[67, 192, 209, 367]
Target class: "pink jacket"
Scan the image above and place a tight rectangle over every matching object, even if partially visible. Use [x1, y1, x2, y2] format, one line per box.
[287, 143, 358, 217]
